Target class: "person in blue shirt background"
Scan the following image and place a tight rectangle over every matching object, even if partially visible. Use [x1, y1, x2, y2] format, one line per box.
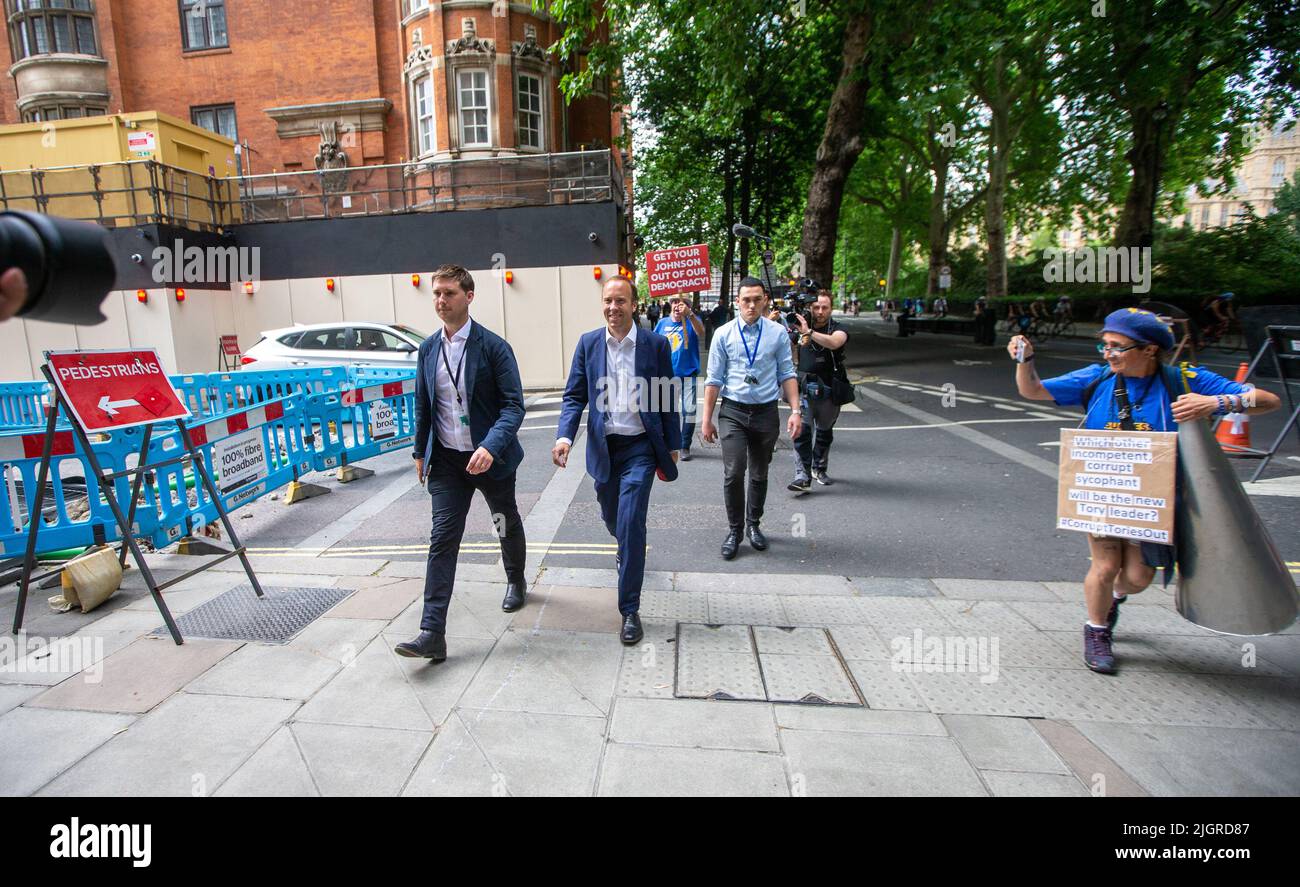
[1010, 307, 1281, 675]
[654, 295, 706, 461]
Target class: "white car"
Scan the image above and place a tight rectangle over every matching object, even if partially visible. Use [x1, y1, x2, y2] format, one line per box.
[241, 322, 428, 370]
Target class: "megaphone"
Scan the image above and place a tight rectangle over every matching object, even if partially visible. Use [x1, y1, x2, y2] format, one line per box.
[1174, 412, 1299, 635]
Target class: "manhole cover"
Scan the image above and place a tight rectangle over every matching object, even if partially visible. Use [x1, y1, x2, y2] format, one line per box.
[151, 584, 353, 644]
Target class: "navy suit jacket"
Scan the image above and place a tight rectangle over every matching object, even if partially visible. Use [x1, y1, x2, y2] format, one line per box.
[413, 320, 525, 480]
[557, 326, 682, 484]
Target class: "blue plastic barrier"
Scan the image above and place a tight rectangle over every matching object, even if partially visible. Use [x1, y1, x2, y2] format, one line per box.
[305, 376, 417, 472]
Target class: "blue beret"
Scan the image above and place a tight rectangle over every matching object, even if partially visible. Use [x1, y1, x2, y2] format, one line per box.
[1101, 308, 1174, 351]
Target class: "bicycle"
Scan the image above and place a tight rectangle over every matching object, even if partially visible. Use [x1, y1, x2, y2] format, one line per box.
[1201, 318, 1245, 354]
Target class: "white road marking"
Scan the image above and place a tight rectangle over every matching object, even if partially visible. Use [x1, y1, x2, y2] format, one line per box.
[834, 417, 1068, 432]
[993, 403, 1024, 412]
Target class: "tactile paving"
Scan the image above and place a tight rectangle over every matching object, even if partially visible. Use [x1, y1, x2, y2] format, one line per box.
[152, 584, 352, 644]
[752, 626, 834, 656]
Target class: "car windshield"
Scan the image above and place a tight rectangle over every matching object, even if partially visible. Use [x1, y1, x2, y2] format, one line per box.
[391, 324, 427, 343]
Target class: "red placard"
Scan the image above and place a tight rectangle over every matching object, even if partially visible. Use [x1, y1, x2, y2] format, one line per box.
[645, 244, 711, 299]
[47, 349, 190, 432]
[220, 335, 241, 356]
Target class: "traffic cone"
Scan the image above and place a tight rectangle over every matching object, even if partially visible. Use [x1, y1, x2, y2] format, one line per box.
[1215, 362, 1251, 453]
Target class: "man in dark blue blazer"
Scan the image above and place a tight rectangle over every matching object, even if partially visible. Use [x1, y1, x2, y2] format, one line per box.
[395, 264, 527, 661]
[553, 277, 681, 645]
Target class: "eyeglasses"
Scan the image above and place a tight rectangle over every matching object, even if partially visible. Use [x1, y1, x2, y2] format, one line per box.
[1097, 343, 1142, 355]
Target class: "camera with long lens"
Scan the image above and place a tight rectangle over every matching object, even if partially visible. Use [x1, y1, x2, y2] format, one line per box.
[784, 277, 821, 337]
[0, 210, 117, 325]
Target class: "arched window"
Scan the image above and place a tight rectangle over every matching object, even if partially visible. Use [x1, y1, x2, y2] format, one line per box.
[8, 0, 99, 59]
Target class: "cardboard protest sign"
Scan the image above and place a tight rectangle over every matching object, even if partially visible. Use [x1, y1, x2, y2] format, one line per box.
[1056, 428, 1178, 544]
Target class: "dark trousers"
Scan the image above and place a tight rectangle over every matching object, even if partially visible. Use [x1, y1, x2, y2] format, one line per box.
[594, 433, 657, 616]
[718, 399, 780, 530]
[793, 387, 841, 472]
[420, 443, 526, 633]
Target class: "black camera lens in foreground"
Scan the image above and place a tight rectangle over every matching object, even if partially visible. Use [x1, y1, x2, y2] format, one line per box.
[0, 210, 115, 326]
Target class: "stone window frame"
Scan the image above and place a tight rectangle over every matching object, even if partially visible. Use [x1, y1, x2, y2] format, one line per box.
[178, 0, 228, 51]
[443, 17, 498, 155]
[455, 67, 493, 150]
[411, 73, 436, 158]
[1270, 157, 1286, 188]
[515, 71, 544, 151]
[7, 0, 99, 60]
[21, 103, 106, 123]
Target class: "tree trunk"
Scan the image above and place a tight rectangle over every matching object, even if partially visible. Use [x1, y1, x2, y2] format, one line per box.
[1115, 105, 1174, 249]
[984, 91, 1011, 299]
[738, 123, 757, 276]
[798, 12, 876, 286]
[927, 152, 950, 295]
[720, 141, 736, 308]
[886, 227, 902, 298]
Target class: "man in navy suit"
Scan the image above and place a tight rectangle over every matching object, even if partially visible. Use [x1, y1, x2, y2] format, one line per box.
[553, 277, 681, 645]
[395, 264, 527, 661]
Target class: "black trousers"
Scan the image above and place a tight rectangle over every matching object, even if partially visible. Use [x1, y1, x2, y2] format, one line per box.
[420, 443, 526, 634]
[793, 385, 842, 472]
[718, 399, 780, 530]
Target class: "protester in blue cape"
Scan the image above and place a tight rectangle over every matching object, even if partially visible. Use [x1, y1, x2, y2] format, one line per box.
[1010, 307, 1280, 674]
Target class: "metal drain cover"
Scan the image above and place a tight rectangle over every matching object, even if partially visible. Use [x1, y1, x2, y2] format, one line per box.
[151, 584, 353, 644]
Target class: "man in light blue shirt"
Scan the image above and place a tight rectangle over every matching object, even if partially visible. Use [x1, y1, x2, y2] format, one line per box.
[701, 277, 802, 559]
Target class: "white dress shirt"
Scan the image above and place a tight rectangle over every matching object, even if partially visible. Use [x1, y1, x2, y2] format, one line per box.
[556, 324, 645, 448]
[434, 318, 474, 452]
[603, 324, 646, 436]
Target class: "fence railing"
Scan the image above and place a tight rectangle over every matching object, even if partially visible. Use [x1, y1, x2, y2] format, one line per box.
[0, 150, 624, 230]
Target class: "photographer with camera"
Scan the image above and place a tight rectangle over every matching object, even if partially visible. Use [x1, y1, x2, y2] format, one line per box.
[0, 211, 117, 326]
[787, 289, 851, 491]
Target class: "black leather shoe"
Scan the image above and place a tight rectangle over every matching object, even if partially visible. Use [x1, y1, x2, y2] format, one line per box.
[720, 529, 741, 560]
[395, 630, 447, 661]
[501, 580, 527, 612]
[747, 523, 769, 551]
[621, 612, 644, 645]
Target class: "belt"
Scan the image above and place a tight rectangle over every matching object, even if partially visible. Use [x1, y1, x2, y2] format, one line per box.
[721, 398, 778, 411]
[606, 432, 647, 443]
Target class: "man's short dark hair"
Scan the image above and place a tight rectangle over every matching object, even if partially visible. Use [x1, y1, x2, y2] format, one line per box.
[431, 264, 474, 293]
[814, 290, 833, 303]
[737, 276, 768, 294]
[603, 276, 638, 302]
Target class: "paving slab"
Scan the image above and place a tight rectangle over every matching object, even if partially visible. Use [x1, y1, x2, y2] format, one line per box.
[781, 595, 869, 626]
[1010, 600, 1213, 635]
[676, 571, 852, 596]
[1238, 634, 1300, 677]
[610, 697, 780, 751]
[1030, 721, 1148, 798]
[325, 579, 421, 620]
[1044, 581, 1177, 607]
[932, 578, 1058, 602]
[598, 744, 788, 797]
[456, 629, 621, 717]
[1201, 675, 1300, 731]
[291, 721, 432, 796]
[213, 555, 388, 577]
[509, 585, 623, 633]
[707, 593, 787, 625]
[36, 692, 297, 796]
[781, 730, 986, 796]
[539, 566, 673, 591]
[1072, 721, 1300, 796]
[382, 630, 496, 727]
[0, 628, 142, 687]
[288, 616, 388, 663]
[930, 599, 1039, 633]
[1141, 634, 1293, 677]
[27, 637, 239, 713]
[0, 707, 135, 796]
[0, 683, 44, 716]
[1043, 631, 1182, 672]
[614, 618, 677, 699]
[294, 636, 434, 731]
[406, 708, 606, 797]
[214, 725, 318, 796]
[637, 588, 710, 622]
[122, 584, 232, 616]
[844, 659, 928, 711]
[828, 626, 891, 660]
[847, 577, 940, 597]
[941, 714, 1071, 773]
[773, 705, 946, 736]
[186, 642, 343, 701]
[982, 770, 1089, 797]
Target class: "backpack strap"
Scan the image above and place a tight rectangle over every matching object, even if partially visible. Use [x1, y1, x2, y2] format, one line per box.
[1081, 368, 1114, 414]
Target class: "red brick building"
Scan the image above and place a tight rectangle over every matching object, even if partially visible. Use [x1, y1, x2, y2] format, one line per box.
[2, 0, 625, 176]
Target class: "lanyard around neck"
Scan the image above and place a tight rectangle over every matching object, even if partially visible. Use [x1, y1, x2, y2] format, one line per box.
[440, 337, 467, 405]
[738, 321, 762, 368]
